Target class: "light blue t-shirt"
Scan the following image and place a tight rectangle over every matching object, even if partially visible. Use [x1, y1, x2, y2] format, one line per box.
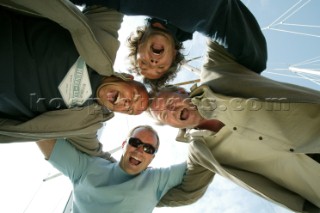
[49, 139, 187, 213]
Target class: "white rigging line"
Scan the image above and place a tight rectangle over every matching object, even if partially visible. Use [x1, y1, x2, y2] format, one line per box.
[262, 0, 320, 38]
[23, 183, 43, 213]
[266, 27, 320, 38]
[264, 71, 303, 79]
[291, 55, 320, 67]
[262, 0, 320, 88]
[280, 22, 320, 28]
[180, 56, 202, 76]
[263, 0, 307, 29]
[295, 72, 320, 86]
[277, 0, 311, 24]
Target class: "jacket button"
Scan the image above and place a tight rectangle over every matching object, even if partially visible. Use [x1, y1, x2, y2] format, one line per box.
[289, 148, 294, 152]
[233, 127, 237, 131]
[259, 136, 263, 140]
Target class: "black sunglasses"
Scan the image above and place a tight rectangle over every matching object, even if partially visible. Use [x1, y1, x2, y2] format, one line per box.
[127, 137, 157, 155]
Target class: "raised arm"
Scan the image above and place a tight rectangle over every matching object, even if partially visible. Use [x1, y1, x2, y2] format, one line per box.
[158, 142, 215, 207]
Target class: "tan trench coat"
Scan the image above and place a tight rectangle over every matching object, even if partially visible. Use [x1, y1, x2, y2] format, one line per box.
[173, 40, 320, 212]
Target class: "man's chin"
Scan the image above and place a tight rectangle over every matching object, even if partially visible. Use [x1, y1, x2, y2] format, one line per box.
[126, 168, 142, 175]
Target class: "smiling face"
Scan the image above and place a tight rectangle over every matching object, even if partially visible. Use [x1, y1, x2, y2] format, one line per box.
[136, 27, 177, 79]
[120, 127, 158, 175]
[150, 90, 204, 128]
[97, 78, 149, 115]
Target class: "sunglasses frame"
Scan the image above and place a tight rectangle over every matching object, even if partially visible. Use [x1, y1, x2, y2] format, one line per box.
[127, 137, 157, 155]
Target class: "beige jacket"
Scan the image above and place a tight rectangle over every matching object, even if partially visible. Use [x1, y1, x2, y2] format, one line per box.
[0, 0, 123, 159]
[0, 0, 122, 75]
[173, 40, 320, 212]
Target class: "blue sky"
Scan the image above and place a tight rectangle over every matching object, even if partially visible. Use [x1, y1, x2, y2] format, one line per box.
[248, 0, 320, 90]
[0, 0, 319, 212]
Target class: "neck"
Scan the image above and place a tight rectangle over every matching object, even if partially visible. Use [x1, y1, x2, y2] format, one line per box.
[195, 119, 225, 132]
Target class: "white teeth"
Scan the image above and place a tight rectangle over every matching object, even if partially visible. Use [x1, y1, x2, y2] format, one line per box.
[114, 93, 120, 105]
[132, 156, 141, 161]
[180, 108, 188, 120]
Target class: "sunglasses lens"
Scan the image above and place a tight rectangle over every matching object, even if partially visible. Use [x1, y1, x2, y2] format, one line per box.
[128, 138, 141, 148]
[143, 145, 155, 155]
[128, 137, 156, 155]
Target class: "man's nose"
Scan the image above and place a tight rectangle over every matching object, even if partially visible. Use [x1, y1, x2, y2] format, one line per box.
[123, 98, 132, 107]
[136, 145, 144, 153]
[150, 58, 158, 65]
[119, 98, 134, 114]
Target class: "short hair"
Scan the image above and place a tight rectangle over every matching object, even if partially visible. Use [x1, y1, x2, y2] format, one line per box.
[151, 85, 184, 95]
[126, 25, 185, 90]
[146, 85, 185, 125]
[127, 125, 160, 149]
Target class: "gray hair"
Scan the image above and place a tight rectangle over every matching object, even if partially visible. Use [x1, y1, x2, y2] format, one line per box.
[146, 85, 186, 125]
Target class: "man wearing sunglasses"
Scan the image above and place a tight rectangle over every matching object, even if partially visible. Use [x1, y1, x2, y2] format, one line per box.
[36, 125, 214, 212]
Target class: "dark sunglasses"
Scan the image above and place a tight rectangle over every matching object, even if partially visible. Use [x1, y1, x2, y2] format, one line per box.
[128, 137, 157, 155]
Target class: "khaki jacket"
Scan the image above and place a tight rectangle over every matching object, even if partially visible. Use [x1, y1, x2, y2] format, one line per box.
[172, 40, 320, 212]
[0, 0, 123, 159]
[0, 0, 122, 75]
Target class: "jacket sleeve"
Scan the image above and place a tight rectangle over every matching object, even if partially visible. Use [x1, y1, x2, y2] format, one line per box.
[82, 5, 123, 72]
[157, 143, 215, 207]
[0, 0, 120, 76]
[0, 104, 106, 134]
[0, 117, 115, 161]
[197, 40, 320, 104]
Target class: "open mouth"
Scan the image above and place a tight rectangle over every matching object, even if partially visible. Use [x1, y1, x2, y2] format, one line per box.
[180, 108, 189, 121]
[151, 44, 164, 55]
[129, 156, 141, 166]
[106, 91, 119, 104]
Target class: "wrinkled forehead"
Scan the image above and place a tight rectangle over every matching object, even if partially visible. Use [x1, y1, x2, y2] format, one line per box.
[150, 91, 176, 109]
